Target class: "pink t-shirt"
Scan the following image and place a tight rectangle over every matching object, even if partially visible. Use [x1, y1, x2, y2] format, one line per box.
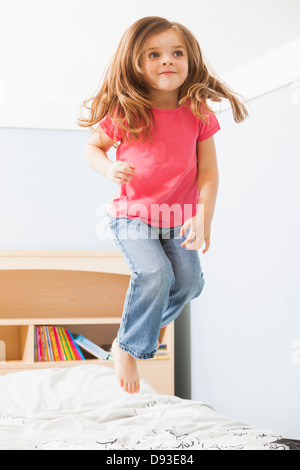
[99, 104, 220, 227]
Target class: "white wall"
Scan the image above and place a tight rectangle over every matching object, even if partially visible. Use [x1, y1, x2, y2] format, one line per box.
[1, 0, 300, 129]
[190, 81, 300, 439]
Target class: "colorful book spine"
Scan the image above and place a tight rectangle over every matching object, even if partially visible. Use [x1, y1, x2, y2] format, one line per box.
[41, 326, 48, 361]
[53, 326, 65, 360]
[66, 330, 85, 360]
[49, 326, 60, 361]
[34, 327, 38, 362]
[35, 326, 46, 362]
[45, 326, 54, 361]
[37, 326, 44, 362]
[56, 326, 72, 360]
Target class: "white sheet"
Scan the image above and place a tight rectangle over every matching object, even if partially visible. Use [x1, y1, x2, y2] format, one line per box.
[0, 365, 286, 450]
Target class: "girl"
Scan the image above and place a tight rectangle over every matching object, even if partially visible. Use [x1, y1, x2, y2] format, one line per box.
[78, 16, 248, 394]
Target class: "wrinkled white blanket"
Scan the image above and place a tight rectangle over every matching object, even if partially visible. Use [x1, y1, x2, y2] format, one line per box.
[0, 365, 285, 450]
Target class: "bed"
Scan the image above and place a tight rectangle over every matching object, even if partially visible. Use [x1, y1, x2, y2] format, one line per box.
[0, 364, 299, 451]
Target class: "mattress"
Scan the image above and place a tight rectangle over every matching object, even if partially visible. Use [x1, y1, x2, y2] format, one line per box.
[0, 365, 298, 451]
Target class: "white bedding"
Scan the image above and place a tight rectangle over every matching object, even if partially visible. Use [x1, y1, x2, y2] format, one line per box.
[0, 365, 288, 450]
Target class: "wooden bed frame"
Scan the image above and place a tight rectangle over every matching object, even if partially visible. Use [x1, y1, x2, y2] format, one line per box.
[0, 250, 174, 394]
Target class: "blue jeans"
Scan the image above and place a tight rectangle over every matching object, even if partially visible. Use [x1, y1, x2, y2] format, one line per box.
[108, 216, 205, 359]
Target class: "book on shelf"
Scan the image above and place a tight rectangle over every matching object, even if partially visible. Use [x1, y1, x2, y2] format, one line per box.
[34, 326, 168, 362]
[156, 343, 169, 356]
[73, 334, 112, 360]
[34, 326, 111, 362]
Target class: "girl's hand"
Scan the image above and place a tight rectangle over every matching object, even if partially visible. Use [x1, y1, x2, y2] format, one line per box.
[180, 211, 211, 253]
[106, 161, 136, 184]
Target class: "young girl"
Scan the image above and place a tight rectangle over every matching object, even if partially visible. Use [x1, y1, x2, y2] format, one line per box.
[78, 16, 248, 394]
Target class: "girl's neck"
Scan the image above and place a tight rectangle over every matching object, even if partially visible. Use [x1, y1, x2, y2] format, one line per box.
[149, 90, 179, 110]
[152, 103, 180, 110]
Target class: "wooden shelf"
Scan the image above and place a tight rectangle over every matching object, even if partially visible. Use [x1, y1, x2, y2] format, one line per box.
[0, 250, 174, 394]
[0, 317, 123, 326]
[0, 250, 131, 274]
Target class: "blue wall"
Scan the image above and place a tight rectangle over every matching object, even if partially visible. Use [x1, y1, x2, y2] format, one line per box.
[0, 127, 116, 249]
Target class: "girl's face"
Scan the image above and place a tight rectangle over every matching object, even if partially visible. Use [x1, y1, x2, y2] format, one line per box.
[142, 28, 189, 96]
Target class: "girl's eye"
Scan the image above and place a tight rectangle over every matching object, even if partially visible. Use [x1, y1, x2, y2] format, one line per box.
[148, 50, 183, 58]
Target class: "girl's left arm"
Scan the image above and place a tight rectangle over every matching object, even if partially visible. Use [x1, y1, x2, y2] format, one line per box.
[180, 136, 219, 252]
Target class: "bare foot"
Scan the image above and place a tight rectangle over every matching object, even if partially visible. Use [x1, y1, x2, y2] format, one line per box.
[111, 339, 140, 394]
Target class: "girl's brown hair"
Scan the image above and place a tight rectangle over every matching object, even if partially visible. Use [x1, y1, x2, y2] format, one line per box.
[77, 16, 248, 146]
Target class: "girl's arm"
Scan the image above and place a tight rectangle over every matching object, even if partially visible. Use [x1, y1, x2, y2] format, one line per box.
[180, 136, 219, 252]
[196, 136, 219, 229]
[84, 128, 136, 184]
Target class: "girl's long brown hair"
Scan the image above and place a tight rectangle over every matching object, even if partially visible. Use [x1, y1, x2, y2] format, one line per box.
[77, 16, 248, 147]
